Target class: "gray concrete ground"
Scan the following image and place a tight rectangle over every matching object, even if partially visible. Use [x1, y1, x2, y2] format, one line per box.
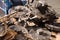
[46, 0, 60, 16]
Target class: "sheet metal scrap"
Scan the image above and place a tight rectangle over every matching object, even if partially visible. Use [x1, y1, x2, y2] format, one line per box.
[0, 0, 60, 40]
[3, 29, 17, 40]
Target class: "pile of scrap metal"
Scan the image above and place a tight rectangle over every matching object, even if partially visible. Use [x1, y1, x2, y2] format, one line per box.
[0, 0, 60, 40]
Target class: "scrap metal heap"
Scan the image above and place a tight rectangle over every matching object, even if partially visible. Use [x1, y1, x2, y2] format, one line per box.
[0, 0, 60, 40]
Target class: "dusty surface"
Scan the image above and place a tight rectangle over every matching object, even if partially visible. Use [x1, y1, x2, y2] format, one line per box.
[46, 0, 60, 16]
[46, 0, 60, 40]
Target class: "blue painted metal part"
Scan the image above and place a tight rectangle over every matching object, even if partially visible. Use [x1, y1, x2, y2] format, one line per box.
[0, 0, 27, 15]
[0, 0, 7, 15]
[21, 0, 27, 5]
[4, 0, 12, 15]
[4, 0, 12, 8]
[4, 0, 27, 14]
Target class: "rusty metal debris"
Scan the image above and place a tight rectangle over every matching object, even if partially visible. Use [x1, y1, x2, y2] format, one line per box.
[0, 0, 60, 40]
